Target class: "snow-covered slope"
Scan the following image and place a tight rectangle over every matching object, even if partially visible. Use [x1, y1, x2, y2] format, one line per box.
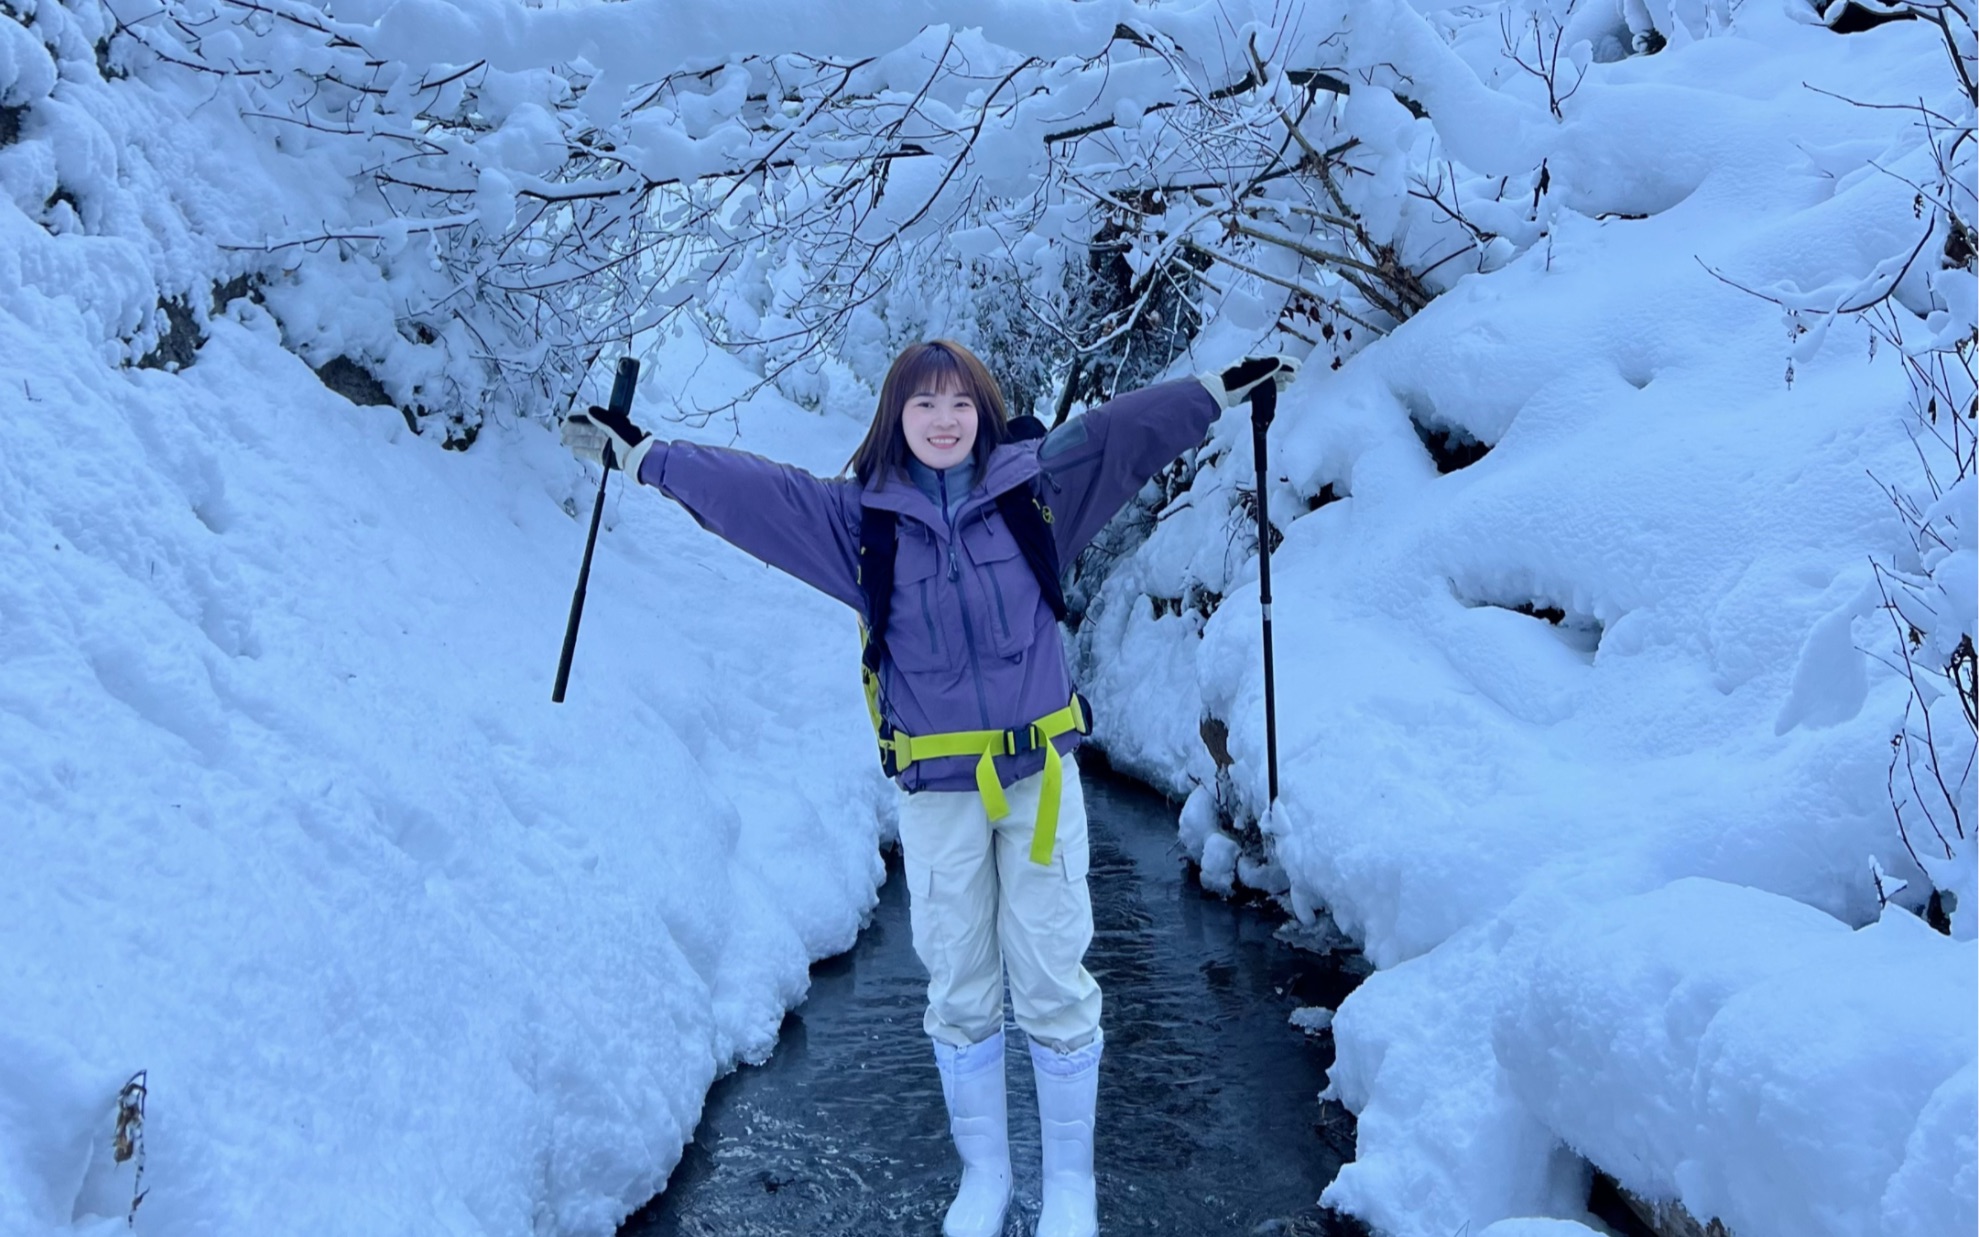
[1074, 7, 1977, 1237]
[0, 103, 885, 1237]
[5, 4, 891, 1232]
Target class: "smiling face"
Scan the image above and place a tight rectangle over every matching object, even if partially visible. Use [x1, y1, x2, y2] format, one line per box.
[901, 380, 979, 470]
[847, 340, 1011, 486]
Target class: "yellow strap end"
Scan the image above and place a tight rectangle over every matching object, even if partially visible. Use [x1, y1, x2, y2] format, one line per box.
[976, 747, 1011, 821]
[1028, 742, 1063, 866]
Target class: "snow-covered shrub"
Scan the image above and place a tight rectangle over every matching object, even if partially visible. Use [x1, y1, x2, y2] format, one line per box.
[1868, 0, 1977, 940]
[1072, 5, 1975, 1233]
[1755, 0, 1976, 935]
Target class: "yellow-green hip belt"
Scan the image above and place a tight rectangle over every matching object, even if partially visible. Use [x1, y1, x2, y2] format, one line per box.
[873, 693, 1092, 866]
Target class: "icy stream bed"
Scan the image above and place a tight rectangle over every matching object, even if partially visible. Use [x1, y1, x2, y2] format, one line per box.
[621, 761, 1371, 1235]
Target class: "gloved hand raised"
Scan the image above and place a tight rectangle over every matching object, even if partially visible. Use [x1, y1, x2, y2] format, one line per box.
[560, 402, 655, 475]
[1198, 355, 1300, 410]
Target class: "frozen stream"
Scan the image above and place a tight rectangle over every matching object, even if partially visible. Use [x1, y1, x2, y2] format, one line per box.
[621, 760, 1371, 1236]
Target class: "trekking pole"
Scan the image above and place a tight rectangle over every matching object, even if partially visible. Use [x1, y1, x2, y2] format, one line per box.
[1248, 379, 1280, 805]
[552, 356, 640, 704]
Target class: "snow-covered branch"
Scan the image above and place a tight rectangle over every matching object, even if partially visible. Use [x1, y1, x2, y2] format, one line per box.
[69, 0, 1553, 432]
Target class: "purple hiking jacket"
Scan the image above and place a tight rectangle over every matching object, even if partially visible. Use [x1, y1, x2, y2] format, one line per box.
[635, 378, 1220, 793]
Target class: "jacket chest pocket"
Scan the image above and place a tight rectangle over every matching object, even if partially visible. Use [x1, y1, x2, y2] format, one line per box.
[887, 535, 959, 673]
[962, 518, 1044, 659]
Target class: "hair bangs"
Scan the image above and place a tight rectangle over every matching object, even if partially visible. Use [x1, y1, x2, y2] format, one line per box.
[895, 344, 970, 401]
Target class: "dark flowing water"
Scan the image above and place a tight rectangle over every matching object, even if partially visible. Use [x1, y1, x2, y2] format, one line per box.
[621, 762, 1369, 1236]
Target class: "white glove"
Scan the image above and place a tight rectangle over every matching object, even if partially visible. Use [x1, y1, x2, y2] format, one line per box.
[560, 403, 656, 476]
[1197, 355, 1300, 410]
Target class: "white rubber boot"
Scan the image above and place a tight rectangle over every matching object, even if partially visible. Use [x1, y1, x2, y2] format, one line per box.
[1030, 1030, 1102, 1237]
[934, 1030, 1013, 1237]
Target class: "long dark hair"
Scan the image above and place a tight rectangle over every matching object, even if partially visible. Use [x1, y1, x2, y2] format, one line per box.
[847, 340, 1011, 485]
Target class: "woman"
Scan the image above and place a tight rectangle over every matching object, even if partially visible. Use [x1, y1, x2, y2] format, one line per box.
[562, 341, 1295, 1237]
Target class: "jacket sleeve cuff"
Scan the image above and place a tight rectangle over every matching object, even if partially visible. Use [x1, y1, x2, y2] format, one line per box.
[1194, 371, 1231, 410]
[628, 437, 665, 486]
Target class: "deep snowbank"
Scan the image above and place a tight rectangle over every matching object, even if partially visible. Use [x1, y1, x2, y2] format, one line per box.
[1496, 878, 1976, 1237]
[1075, 7, 1976, 1236]
[6, 5, 890, 1231]
[1, 163, 885, 1237]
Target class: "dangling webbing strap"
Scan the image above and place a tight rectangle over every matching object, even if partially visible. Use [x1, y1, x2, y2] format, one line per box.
[874, 694, 1091, 866]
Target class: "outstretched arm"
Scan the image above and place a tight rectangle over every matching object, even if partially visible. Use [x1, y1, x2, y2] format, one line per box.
[1036, 379, 1221, 561]
[1037, 359, 1299, 560]
[634, 442, 865, 611]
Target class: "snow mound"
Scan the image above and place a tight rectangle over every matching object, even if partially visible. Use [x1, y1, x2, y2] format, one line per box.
[0, 218, 884, 1237]
[1497, 878, 1978, 1237]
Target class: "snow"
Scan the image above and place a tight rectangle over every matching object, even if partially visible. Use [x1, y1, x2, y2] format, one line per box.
[1288, 1006, 1334, 1037]
[0, 13, 889, 1223]
[1072, 5, 1977, 1237]
[3, 0, 1974, 1235]
[1496, 880, 1976, 1237]
[1, 290, 889, 1234]
[1477, 1222, 1606, 1237]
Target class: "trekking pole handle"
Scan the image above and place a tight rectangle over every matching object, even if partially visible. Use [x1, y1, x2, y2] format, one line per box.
[1249, 381, 1277, 607]
[607, 355, 639, 421]
[1250, 378, 1277, 434]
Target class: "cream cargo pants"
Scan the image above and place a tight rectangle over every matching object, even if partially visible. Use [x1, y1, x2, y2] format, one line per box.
[897, 755, 1103, 1050]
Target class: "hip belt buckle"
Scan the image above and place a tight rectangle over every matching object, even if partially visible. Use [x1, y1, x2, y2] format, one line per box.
[1004, 723, 1046, 757]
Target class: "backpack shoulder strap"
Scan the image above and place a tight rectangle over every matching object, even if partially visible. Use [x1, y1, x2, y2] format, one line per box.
[995, 479, 1067, 622]
[857, 505, 898, 672]
[1006, 413, 1049, 442]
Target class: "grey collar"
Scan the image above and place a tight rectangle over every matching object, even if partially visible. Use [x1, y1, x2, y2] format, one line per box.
[905, 455, 979, 520]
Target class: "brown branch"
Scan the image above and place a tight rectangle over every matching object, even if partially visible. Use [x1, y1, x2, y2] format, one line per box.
[1180, 239, 1384, 336]
[1230, 220, 1425, 310]
[1041, 62, 1352, 145]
